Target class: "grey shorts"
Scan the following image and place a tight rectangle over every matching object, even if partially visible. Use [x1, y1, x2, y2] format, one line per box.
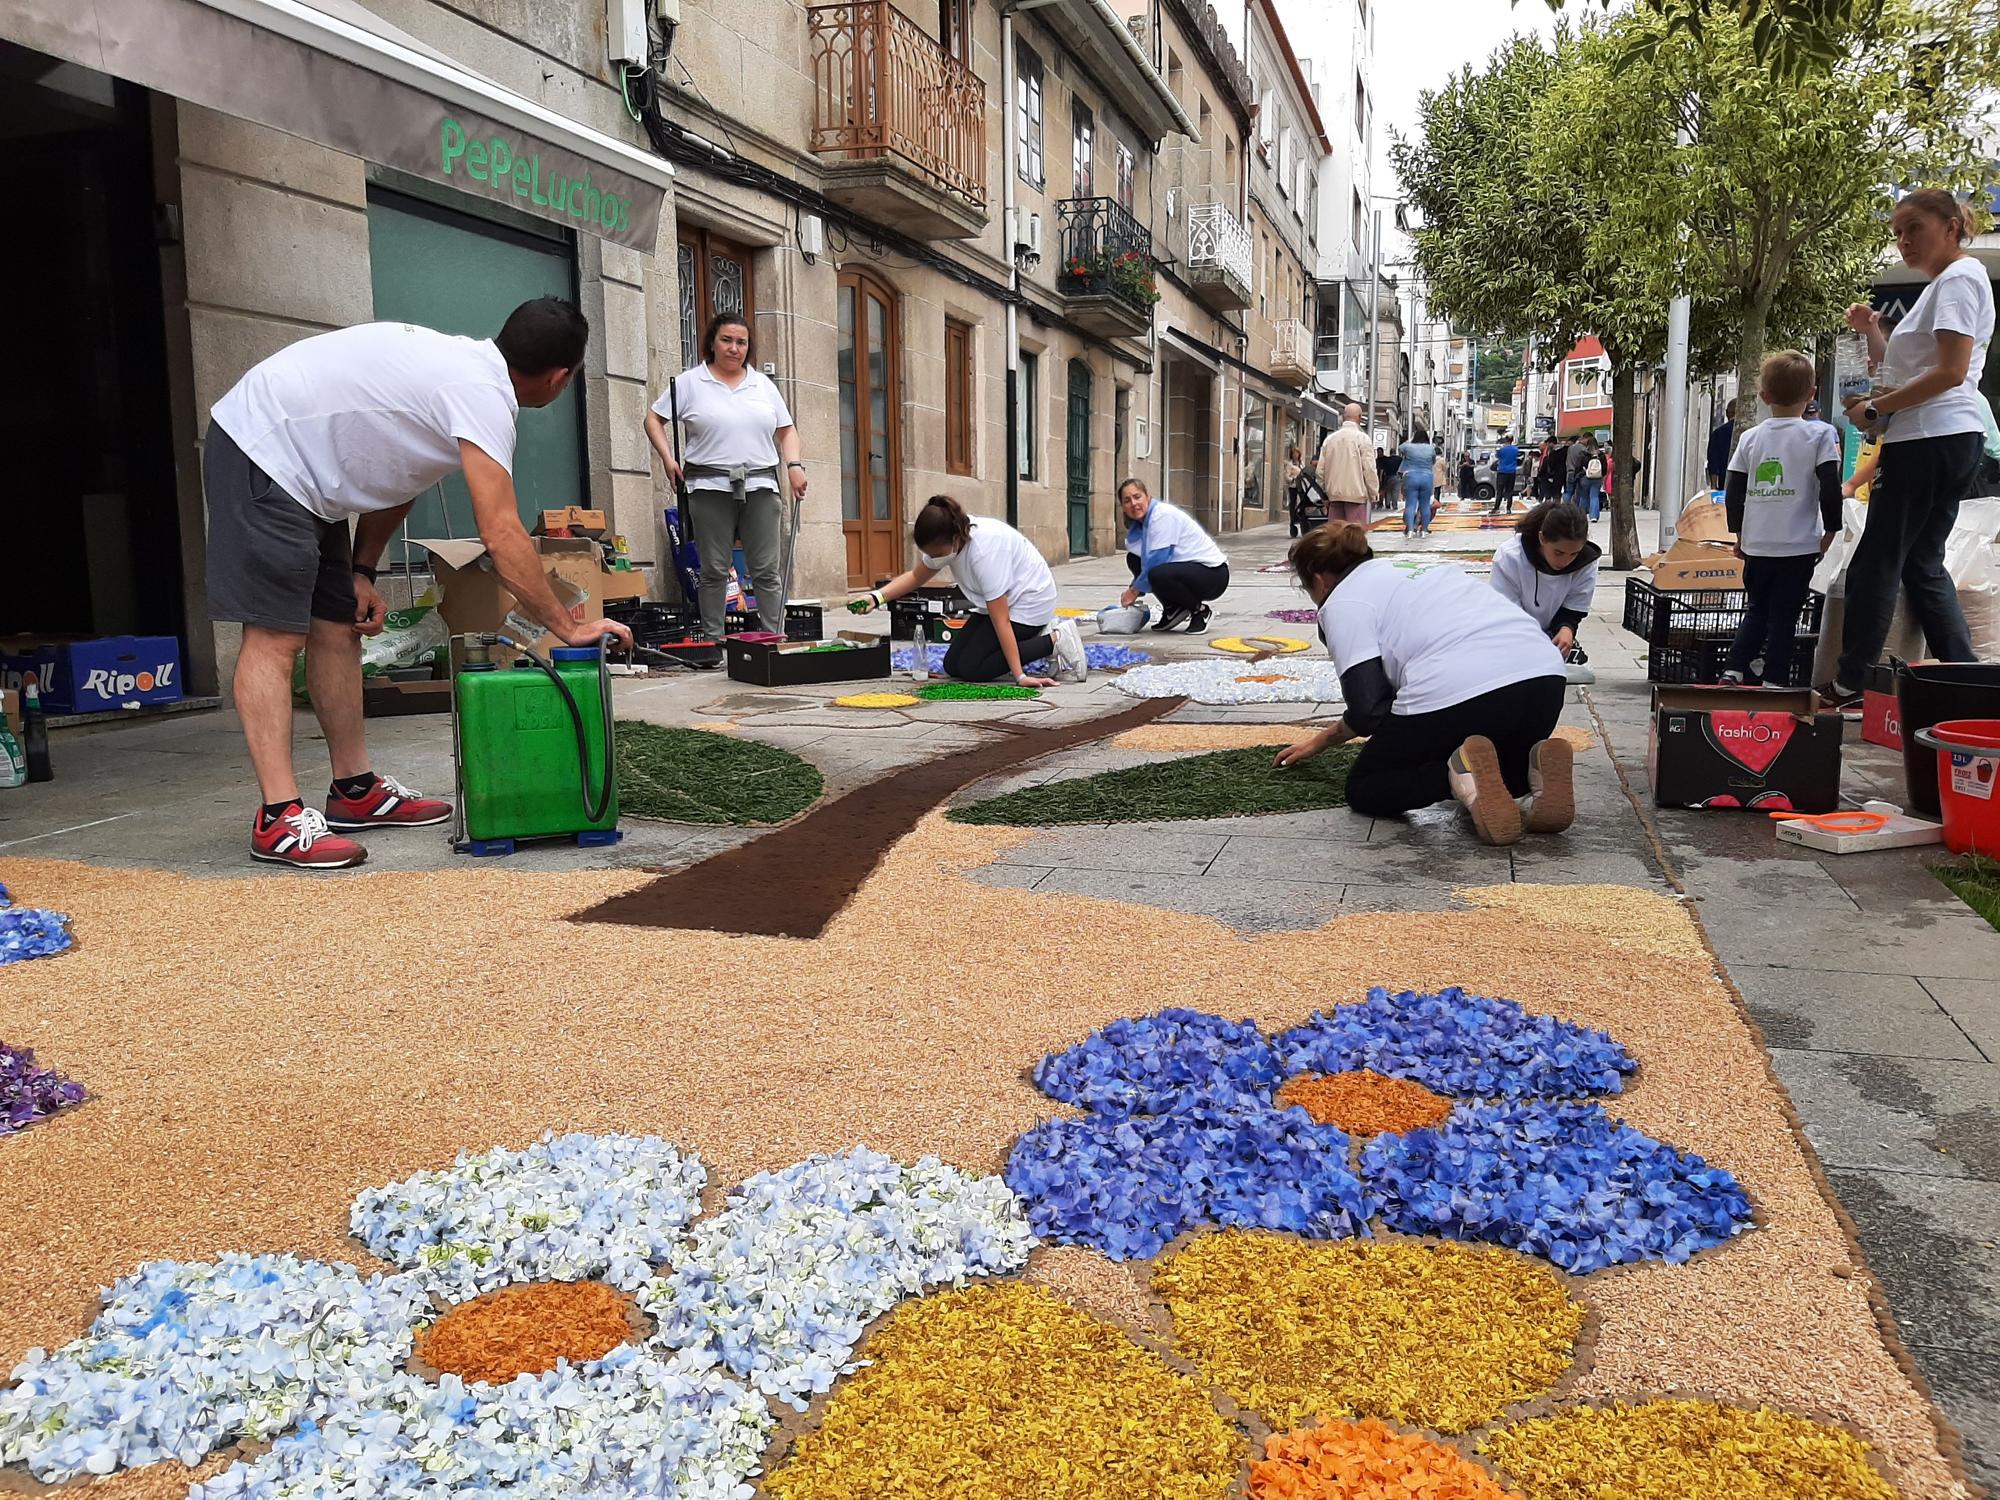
[203, 421, 356, 634]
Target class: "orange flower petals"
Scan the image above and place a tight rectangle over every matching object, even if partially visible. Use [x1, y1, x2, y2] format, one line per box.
[414, 1279, 636, 1386]
[1277, 1070, 1455, 1138]
[1252, 1417, 1520, 1499]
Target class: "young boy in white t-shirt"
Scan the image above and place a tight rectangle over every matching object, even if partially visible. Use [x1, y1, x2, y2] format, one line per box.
[1722, 350, 1842, 685]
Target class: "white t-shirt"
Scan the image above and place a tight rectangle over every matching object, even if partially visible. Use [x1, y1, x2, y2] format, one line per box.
[939, 518, 1059, 628]
[210, 323, 519, 521]
[1728, 417, 1840, 556]
[652, 364, 794, 492]
[1880, 257, 1995, 444]
[1318, 558, 1564, 715]
[1124, 499, 1226, 568]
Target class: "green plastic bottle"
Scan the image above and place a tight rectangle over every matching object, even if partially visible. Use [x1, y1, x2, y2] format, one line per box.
[456, 647, 618, 846]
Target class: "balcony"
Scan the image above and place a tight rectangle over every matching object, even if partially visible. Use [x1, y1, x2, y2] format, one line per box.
[1056, 197, 1158, 338]
[808, 0, 987, 239]
[1271, 319, 1313, 387]
[1184, 202, 1253, 312]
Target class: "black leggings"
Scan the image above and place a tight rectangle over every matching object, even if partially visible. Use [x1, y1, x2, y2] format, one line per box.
[1126, 553, 1230, 609]
[1729, 553, 1816, 684]
[943, 611, 1053, 682]
[1346, 675, 1567, 817]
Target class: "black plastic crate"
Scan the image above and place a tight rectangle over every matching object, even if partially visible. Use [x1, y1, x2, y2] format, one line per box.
[605, 599, 702, 646]
[889, 586, 971, 640]
[725, 602, 825, 641]
[1647, 632, 1818, 688]
[1623, 578, 1823, 644]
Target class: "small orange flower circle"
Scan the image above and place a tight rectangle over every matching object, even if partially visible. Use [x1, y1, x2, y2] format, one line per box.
[1276, 1070, 1455, 1138]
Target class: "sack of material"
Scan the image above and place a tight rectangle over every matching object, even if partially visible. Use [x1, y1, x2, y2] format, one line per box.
[1097, 605, 1150, 635]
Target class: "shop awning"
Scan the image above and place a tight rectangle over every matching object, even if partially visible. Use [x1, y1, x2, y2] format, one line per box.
[3, 0, 670, 252]
[1299, 394, 1343, 430]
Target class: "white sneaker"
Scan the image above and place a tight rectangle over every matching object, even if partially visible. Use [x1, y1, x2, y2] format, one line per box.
[1051, 618, 1089, 683]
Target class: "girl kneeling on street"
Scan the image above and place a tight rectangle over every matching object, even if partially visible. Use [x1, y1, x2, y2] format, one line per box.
[1490, 501, 1600, 660]
[1274, 523, 1575, 846]
[851, 496, 1084, 686]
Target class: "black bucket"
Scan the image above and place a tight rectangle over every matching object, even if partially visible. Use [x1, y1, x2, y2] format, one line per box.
[1897, 659, 2000, 815]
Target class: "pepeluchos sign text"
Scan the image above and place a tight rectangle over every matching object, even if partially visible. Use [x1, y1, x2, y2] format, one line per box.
[439, 117, 632, 235]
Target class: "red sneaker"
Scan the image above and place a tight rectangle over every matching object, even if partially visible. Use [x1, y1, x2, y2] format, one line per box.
[251, 805, 367, 870]
[324, 774, 452, 830]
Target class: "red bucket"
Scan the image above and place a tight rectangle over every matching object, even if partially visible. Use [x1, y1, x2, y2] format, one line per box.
[1914, 718, 2000, 854]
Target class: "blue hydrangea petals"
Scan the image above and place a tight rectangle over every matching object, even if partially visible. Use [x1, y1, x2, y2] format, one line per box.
[1274, 986, 1637, 1100]
[1033, 1008, 1281, 1117]
[1361, 1101, 1755, 1274]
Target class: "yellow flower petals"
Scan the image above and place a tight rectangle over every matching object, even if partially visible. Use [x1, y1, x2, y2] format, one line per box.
[834, 692, 921, 708]
[1155, 1233, 1583, 1435]
[1482, 1399, 1897, 1500]
[767, 1279, 1241, 1500]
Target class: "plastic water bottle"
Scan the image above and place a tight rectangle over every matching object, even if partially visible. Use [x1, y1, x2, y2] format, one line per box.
[911, 621, 930, 682]
[0, 715, 23, 789]
[21, 683, 50, 783]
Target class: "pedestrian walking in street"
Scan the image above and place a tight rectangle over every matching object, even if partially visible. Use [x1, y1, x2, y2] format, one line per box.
[1721, 351, 1841, 688]
[1824, 189, 1995, 707]
[1490, 432, 1521, 513]
[1117, 477, 1230, 633]
[644, 313, 809, 639]
[1400, 424, 1439, 536]
[1433, 448, 1450, 503]
[1316, 402, 1379, 527]
[203, 299, 631, 871]
[1490, 501, 1600, 661]
[1272, 523, 1573, 845]
[1458, 452, 1476, 501]
[1568, 435, 1605, 519]
[848, 496, 1082, 686]
[1542, 438, 1571, 502]
[1706, 398, 1739, 490]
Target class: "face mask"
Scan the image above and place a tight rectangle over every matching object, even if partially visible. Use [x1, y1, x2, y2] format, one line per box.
[921, 552, 955, 569]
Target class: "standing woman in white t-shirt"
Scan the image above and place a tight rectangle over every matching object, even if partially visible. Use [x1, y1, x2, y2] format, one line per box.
[1827, 190, 1996, 704]
[1271, 523, 1573, 846]
[850, 496, 1085, 685]
[643, 314, 808, 637]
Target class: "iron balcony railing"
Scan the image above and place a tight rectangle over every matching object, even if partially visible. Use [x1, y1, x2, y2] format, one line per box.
[1056, 196, 1157, 312]
[1184, 201, 1253, 300]
[808, 0, 987, 208]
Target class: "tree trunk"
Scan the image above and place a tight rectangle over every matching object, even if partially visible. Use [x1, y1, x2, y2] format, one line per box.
[1610, 363, 1641, 570]
[1730, 293, 1776, 459]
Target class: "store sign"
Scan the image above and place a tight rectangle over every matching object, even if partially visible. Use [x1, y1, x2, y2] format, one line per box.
[438, 118, 636, 234]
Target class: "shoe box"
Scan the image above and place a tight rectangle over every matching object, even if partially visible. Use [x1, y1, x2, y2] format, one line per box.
[1648, 685, 1843, 813]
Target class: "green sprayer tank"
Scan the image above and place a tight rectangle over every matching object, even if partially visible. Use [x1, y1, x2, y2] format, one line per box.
[455, 645, 621, 856]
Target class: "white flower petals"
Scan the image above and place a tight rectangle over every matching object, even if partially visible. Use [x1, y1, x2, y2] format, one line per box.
[1112, 658, 1347, 705]
[349, 1132, 707, 1298]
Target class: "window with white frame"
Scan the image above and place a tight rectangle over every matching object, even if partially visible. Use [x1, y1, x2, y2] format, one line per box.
[1016, 41, 1044, 188]
[1071, 100, 1093, 197]
[1115, 140, 1136, 211]
[1563, 355, 1610, 410]
[1017, 351, 1040, 478]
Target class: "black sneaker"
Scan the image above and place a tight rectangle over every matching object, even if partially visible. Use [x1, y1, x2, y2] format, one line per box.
[1153, 607, 1191, 633]
[1815, 679, 1864, 710]
[1184, 604, 1212, 634]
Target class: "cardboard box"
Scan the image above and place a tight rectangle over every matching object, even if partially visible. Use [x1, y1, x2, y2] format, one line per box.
[1861, 663, 1903, 751]
[1649, 685, 1844, 813]
[414, 536, 650, 653]
[1644, 500, 1749, 591]
[725, 632, 891, 687]
[533, 507, 607, 537]
[0, 636, 183, 714]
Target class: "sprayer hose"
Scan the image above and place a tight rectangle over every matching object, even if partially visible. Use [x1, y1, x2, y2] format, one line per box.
[528, 642, 616, 825]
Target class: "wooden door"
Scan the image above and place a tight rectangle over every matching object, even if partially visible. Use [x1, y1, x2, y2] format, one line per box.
[677, 227, 756, 369]
[1066, 359, 1092, 556]
[839, 270, 904, 585]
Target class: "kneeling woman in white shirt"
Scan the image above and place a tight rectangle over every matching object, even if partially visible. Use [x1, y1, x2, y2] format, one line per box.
[1273, 522, 1574, 846]
[1117, 478, 1230, 632]
[854, 495, 1078, 686]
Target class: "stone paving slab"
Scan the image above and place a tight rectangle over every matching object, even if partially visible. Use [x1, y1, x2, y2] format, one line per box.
[1920, 979, 2000, 1061]
[1827, 1169, 2000, 1355]
[1770, 1046, 2000, 1181]
[987, 826, 1229, 875]
[1698, 902, 2000, 980]
[1207, 831, 1514, 888]
[987, 865, 1349, 932]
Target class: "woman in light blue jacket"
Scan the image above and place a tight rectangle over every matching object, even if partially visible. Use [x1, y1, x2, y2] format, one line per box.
[1399, 424, 1439, 537]
[1118, 478, 1230, 633]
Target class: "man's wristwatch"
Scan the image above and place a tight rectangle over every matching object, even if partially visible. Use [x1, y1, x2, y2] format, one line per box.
[353, 563, 379, 582]
[1863, 403, 1882, 426]
[786, 461, 807, 472]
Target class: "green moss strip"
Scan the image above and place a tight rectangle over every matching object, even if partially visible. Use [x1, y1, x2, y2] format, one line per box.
[615, 722, 824, 825]
[949, 744, 1359, 827]
[917, 683, 1042, 702]
[1934, 854, 2000, 933]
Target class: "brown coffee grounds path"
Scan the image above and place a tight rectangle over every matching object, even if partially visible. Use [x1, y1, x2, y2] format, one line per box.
[575, 695, 1176, 938]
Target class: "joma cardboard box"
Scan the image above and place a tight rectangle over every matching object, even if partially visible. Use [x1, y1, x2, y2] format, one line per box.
[1648, 685, 1843, 813]
[1644, 500, 1748, 592]
[414, 537, 648, 653]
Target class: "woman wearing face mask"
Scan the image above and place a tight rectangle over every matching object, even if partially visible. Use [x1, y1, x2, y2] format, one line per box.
[1823, 189, 1996, 706]
[643, 313, 807, 638]
[1116, 478, 1229, 633]
[1490, 502, 1600, 659]
[1273, 522, 1573, 846]
[850, 495, 1083, 686]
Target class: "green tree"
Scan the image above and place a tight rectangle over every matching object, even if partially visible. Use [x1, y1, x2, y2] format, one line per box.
[1474, 335, 1530, 403]
[1555, 1, 2000, 440]
[1541, 0, 1890, 79]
